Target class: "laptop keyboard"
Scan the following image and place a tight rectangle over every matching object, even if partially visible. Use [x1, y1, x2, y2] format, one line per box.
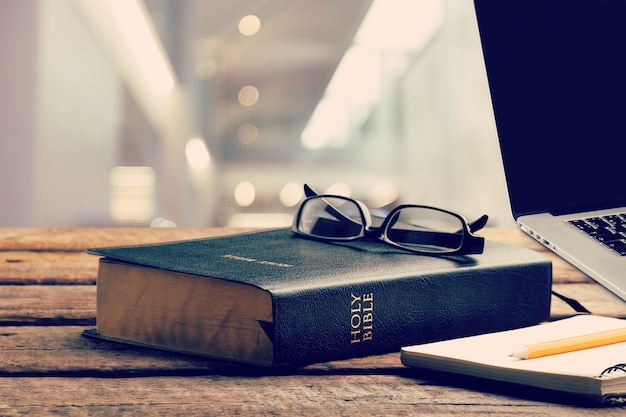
[568, 214, 626, 256]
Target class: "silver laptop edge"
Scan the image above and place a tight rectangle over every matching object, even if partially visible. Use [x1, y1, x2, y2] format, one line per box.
[473, 0, 626, 304]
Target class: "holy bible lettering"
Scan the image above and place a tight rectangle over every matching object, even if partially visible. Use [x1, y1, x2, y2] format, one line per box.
[350, 292, 374, 344]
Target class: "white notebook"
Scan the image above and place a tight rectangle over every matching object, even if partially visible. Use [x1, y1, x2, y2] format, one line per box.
[401, 315, 626, 404]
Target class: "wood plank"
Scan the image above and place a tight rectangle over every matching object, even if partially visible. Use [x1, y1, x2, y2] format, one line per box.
[0, 227, 598, 285]
[547, 256, 595, 284]
[1, 227, 529, 250]
[0, 228, 252, 284]
[0, 324, 624, 413]
[0, 229, 595, 286]
[0, 227, 250, 251]
[3, 313, 615, 376]
[479, 227, 544, 248]
[552, 283, 626, 318]
[0, 325, 403, 376]
[480, 228, 595, 284]
[0, 251, 97, 284]
[0, 375, 624, 415]
[1, 227, 624, 415]
[0, 282, 624, 326]
[0, 286, 95, 324]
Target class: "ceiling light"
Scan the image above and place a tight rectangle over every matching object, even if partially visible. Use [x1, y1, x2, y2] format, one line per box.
[238, 85, 259, 106]
[366, 183, 399, 208]
[234, 181, 256, 207]
[237, 123, 259, 144]
[239, 15, 262, 36]
[185, 137, 211, 170]
[279, 182, 304, 207]
[325, 183, 352, 197]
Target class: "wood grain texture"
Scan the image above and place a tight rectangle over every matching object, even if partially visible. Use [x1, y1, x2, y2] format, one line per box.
[0, 227, 249, 251]
[0, 251, 97, 284]
[0, 283, 624, 327]
[0, 285, 95, 325]
[0, 227, 595, 285]
[0, 326, 402, 376]
[1, 375, 625, 416]
[479, 228, 594, 284]
[0, 227, 625, 414]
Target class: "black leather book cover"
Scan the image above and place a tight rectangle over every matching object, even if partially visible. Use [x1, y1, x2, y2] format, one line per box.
[88, 228, 552, 366]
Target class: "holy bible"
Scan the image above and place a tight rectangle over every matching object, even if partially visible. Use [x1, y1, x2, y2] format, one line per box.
[87, 228, 552, 367]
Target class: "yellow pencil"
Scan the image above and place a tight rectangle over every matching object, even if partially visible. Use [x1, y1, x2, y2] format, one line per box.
[511, 327, 626, 359]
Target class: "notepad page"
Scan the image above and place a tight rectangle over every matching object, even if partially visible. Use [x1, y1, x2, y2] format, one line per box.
[402, 315, 626, 379]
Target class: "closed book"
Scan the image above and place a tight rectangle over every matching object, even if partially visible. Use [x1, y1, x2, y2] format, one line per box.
[87, 228, 551, 367]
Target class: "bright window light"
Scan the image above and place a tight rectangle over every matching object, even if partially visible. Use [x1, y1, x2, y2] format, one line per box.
[326, 45, 381, 105]
[301, 0, 444, 150]
[301, 45, 380, 149]
[355, 0, 445, 52]
[300, 45, 381, 149]
[301, 98, 350, 149]
[106, 0, 175, 96]
[109, 166, 156, 223]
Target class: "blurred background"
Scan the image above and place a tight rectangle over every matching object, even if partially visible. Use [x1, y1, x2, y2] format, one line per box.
[0, 0, 512, 228]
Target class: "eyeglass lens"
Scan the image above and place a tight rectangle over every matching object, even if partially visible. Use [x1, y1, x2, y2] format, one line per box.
[384, 207, 464, 252]
[297, 196, 365, 238]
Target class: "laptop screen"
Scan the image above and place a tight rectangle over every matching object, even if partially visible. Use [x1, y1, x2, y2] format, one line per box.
[474, 0, 626, 218]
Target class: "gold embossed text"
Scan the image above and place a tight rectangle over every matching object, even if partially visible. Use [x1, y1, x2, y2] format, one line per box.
[350, 292, 373, 344]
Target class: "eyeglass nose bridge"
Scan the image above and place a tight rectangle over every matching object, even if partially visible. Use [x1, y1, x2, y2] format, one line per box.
[361, 225, 384, 240]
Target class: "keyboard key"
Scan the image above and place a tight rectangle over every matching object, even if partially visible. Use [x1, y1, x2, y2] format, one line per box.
[567, 213, 626, 256]
[606, 239, 626, 256]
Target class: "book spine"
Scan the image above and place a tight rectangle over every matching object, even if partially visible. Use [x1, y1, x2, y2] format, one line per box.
[271, 259, 552, 366]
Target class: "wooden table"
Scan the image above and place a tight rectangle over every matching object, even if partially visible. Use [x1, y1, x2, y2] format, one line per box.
[1, 227, 626, 415]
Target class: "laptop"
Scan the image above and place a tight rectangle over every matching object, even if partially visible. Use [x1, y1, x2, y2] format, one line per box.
[473, 0, 626, 302]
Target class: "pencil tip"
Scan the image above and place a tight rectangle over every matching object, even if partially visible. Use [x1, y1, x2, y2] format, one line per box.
[509, 350, 527, 359]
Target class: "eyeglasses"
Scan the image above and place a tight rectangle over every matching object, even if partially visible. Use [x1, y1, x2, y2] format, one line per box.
[291, 184, 488, 255]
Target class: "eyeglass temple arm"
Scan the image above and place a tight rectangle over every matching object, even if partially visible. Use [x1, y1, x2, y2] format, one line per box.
[463, 214, 488, 254]
[304, 183, 318, 198]
[468, 214, 488, 233]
